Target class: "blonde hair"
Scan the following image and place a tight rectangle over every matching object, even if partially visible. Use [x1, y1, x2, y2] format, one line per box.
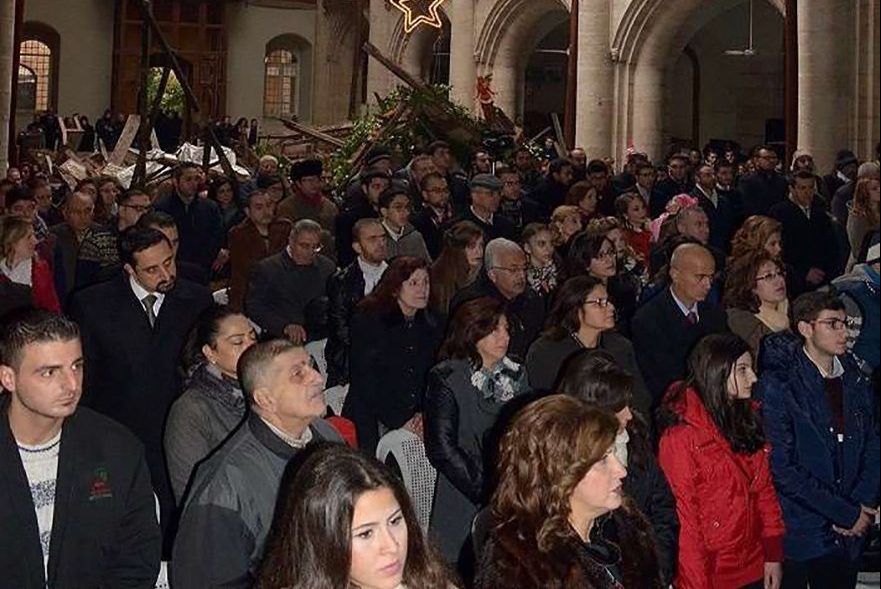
[0, 215, 33, 262]
[852, 177, 880, 226]
[551, 205, 581, 246]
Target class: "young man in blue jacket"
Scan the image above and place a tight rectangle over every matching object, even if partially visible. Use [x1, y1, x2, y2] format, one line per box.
[757, 290, 880, 589]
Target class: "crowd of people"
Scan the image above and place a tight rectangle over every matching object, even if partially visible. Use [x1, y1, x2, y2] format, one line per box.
[0, 135, 879, 589]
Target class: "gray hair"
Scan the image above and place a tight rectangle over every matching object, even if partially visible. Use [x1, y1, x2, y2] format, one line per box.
[237, 339, 299, 404]
[857, 162, 879, 179]
[675, 205, 707, 230]
[484, 238, 523, 269]
[290, 218, 323, 240]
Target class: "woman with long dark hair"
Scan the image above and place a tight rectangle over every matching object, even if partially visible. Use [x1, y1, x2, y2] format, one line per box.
[476, 395, 662, 588]
[424, 296, 528, 568]
[658, 333, 785, 589]
[257, 444, 451, 589]
[525, 275, 651, 414]
[343, 256, 443, 454]
[430, 220, 485, 316]
[556, 350, 678, 585]
[208, 175, 244, 233]
[164, 304, 257, 500]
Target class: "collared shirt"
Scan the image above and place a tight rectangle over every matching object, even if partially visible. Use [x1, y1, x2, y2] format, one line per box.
[382, 221, 405, 242]
[670, 287, 700, 322]
[836, 170, 850, 184]
[789, 195, 812, 219]
[1, 257, 32, 286]
[803, 347, 845, 379]
[470, 205, 494, 225]
[129, 275, 165, 317]
[716, 183, 732, 192]
[260, 416, 314, 449]
[637, 185, 651, 205]
[696, 184, 718, 208]
[358, 257, 388, 295]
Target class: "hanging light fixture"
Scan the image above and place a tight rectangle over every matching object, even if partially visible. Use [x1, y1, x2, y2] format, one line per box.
[390, 0, 447, 34]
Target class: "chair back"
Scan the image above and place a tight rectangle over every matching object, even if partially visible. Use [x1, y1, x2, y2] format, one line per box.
[376, 428, 437, 531]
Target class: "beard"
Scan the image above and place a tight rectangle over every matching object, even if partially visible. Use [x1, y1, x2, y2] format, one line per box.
[155, 278, 176, 294]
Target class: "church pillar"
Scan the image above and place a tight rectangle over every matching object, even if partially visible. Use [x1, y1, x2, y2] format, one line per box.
[449, 0, 476, 112]
[574, 0, 614, 157]
[0, 0, 16, 173]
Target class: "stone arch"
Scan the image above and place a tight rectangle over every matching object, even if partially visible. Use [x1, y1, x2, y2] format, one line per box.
[474, 0, 569, 118]
[20, 21, 60, 112]
[389, 8, 450, 81]
[611, 0, 785, 160]
[263, 33, 313, 120]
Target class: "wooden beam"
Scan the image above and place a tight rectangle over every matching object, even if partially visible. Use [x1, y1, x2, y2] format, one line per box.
[362, 41, 428, 92]
[277, 118, 346, 148]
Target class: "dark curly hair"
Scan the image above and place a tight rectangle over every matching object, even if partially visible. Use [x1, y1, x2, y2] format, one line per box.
[438, 297, 507, 365]
[723, 253, 784, 313]
[542, 275, 605, 340]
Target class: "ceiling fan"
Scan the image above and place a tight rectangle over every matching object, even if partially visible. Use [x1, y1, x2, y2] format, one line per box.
[724, 0, 757, 56]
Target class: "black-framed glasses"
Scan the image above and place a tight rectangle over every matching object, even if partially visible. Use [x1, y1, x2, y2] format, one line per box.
[812, 318, 847, 332]
[756, 269, 787, 282]
[595, 249, 617, 259]
[121, 203, 153, 213]
[584, 297, 614, 309]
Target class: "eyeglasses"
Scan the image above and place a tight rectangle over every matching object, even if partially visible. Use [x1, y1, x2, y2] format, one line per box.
[295, 243, 323, 253]
[389, 204, 411, 211]
[812, 318, 847, 332]
[584, 297, 614, 308]
[121, 203, 153, 213]
[595, 249, 617, 259]
[756, 270, 786, 282]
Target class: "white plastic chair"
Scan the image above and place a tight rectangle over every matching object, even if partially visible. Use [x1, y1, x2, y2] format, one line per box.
[305, 338, 328, 380]
[324, 384, 349, 417]
[376, 429, 437, 531]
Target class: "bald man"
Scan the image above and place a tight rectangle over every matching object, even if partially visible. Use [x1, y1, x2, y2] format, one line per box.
[632, 243, 728, 404]
[50, 191, 98, 305]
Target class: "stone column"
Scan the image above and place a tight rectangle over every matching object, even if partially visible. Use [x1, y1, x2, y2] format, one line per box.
[797, 0, 856, 172]
[0, 0, 15, 174]
[449, 0, 476, 112]
[365, 0, 396, 108]
[630, 59, 665, 162]
[574, 0, 614, 157]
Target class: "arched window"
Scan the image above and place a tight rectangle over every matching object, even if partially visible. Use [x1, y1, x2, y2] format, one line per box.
[16, 65, 38, 111]
[430, 20, 451, 86]
[19, 39, 52, 111]
[264, 48, 300, 118]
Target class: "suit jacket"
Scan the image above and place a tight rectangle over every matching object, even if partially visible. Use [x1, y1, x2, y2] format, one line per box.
[0, 401, 161, 589]
[651, 178, 695, 218]
[737, 171, 788, 218]
[68, 274, 212, 534]
[245, 250, 336, 338]
[769, 198, 839, 288]
[325, 262, 367, 386]
[411, 207, 450, 259]
[448, 208, 518, 243]
[227, 218, 291, 311]
[154, 192, 224, 270]
[632, 288, 728, 405]
[690, 188, 736, 252]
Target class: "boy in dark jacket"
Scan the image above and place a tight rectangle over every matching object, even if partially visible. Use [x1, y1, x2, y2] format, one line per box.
[0, 309, 160, 589]
[757, 291, 880, 589]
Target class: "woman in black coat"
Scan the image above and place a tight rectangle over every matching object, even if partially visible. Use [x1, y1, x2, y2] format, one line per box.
[557, 349, 679, 586]
[424, 296, 529, 569]
[525, 275, 652, 415]
[342, 256, 443, 455]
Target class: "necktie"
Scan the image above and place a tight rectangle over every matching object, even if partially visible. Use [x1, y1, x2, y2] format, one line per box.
[686, 310, 698, 326]
[142, 294, 158, 327]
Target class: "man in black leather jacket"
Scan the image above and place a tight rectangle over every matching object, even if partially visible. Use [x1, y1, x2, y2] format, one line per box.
[325, 218, 388, 387]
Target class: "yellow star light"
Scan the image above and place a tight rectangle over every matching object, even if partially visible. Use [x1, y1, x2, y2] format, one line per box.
[390, 0, 446, 34]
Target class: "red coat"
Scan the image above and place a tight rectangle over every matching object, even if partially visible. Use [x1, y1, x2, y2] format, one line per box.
[658, 387, 785, 589]
[31, 256, 61, 313]
[624, 227, 652, 265]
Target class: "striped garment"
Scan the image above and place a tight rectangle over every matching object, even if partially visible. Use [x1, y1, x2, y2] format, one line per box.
[18, 430, 61, 580]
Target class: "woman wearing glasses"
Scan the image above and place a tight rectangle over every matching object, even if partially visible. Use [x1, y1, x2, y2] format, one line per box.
[525, 275, 651, 415]
[724, 253, 791, 363]
[567, 232, 639, 334]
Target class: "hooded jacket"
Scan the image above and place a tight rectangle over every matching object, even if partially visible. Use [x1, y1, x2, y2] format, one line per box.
[832, 262, 880, 372]
[658, 387, 785, 589]
[756, 332, 880, 561]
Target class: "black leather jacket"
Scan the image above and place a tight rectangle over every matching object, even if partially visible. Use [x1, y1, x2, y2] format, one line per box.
[325, 262, 366, 387]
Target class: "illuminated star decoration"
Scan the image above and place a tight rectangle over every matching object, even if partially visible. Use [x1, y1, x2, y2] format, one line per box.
[389, 0, 446, 34]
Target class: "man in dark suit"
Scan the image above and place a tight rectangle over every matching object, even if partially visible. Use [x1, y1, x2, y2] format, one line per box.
[136, 211, 211, 285]
[449, 174, 518, 243]
[0, 309, 161, 588]
[68, 227, 212, 545]
[822, 150, 858, 201]
[650, 154, 694, 217]
[523, 157, 574, 222]
[336, 168, 390, 267]
[770, 170, 840, 294]
[738, 145, 788, 217]
[691, 163, 736, 252]
[633, 243, 728, 404]
[246, 219, 336, 343]
[153, 162, 224, 271]
[227, 189, 291, 311]
[411, 172, 453, 259]
[326, 218, 388, 387]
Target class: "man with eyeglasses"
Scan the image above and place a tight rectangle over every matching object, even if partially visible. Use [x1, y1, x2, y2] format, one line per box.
[246, 219, 335, 344]
[378, 186, 430, 261]
[452, 173, 518, 243]
[757, 290, 879, 589]
[633, 243, 728, 404]
[739, 145, 788, 218]
[412, 172, 452, 259]
[75, 188, 153, 288]
[650, 154, 695, 218]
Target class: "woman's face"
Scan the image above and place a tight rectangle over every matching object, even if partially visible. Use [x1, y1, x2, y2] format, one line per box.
[752, 260, 787, 306]
[12, 228, 38, 262]
[588, 239, 617, 279]
[615, 406, 633, 432]
[397, 269, 430, 314]
[215, 182, 235, 206]
[727, 352, 757, 399]
[98, 181, 118, 207]
[764, 232, 783, 260]
[626, 198, 647, 224]
[465, 237, 485, 269]
[557, 214, 582, 242]
[526, 230, 554, 266]
[578, 284, 616, 332]
[349, 487, 409, 589]
[570, 444, 627, 521]
[476, 315, 511, 368]
[579, 189, 598, 215]
[606, 228, 627, 260]
[203, 314, 257, 379]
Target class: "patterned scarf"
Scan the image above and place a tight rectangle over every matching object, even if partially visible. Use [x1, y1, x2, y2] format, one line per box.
[527, 262, 559, 295]
[470, 357, 525, 403]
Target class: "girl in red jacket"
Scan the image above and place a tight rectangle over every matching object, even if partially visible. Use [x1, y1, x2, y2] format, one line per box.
[658, 333, 785, 589]
[615, 192, 652, 265]
[0, 215, 61, 313]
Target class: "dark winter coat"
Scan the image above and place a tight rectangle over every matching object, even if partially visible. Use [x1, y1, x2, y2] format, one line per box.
[325, 261, 367, 387]
[153, 191, 224, 270]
